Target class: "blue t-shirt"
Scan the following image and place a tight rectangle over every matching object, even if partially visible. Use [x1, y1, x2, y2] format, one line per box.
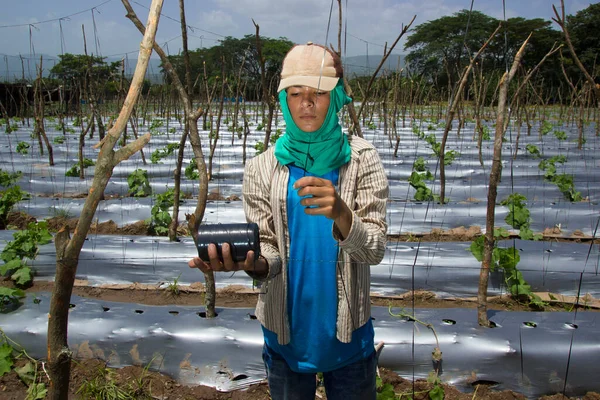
[263, 165, 374, 373]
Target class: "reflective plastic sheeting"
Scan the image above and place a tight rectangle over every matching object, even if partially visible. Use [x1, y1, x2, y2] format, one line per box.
[2, 294, 599, 397]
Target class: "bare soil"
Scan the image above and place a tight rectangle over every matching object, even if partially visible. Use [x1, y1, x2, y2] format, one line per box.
[2, 358, 600, 400]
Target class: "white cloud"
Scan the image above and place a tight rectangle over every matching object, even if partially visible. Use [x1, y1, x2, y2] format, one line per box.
[197, 9, 238, 34]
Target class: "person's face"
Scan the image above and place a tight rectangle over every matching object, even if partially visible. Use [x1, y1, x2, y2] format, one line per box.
[286, 86, 331, 132]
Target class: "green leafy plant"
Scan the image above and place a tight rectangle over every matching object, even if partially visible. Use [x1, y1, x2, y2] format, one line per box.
[469, 227, 544, 308]
[1, 221, 52, 287]
[65, 158, 95, 177]
[553, 130, 567, 141]
[0, 169, 21, 187]
[538, 156, 582, 201]
[540, 120, 553, 135]
[0, 186, 26, 228]
[442, 149, 460, 165]
[184, 159, 199, 180]
[413, 156, 428, 172]
[166, 273, 182, 296]
[0, 287, 26, 311]
[376, 375, 396, 399]
[525, 144, 541, 158]
[271, 128, 283, 144]
[16, 142, 30, 155]
[539, 155, 567, 181]
[414, 129, 460, 165]
[553, 174, 583, 202]
[480, 125, 491, 140]
[408, 158, 438, 202]
[148, 119, 164, 135]
[148, 188, 174, 235]
[0, 330, 48, 399]
[412, 123, 424, 139]
[5, 124, 18, 134]
[53, 136, 65, 145]
[500, 193, 542, 241]
[127, 169, 151, 197]
[150, 143, 179, 164]
[426, 372, 445, 400]
[254, 141, 265, 156]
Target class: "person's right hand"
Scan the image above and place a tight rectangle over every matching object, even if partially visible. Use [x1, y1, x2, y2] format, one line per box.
[188, 242, 267, 275]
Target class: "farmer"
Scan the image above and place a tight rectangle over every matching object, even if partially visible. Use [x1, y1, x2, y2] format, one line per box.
[189, 42, 388, 400]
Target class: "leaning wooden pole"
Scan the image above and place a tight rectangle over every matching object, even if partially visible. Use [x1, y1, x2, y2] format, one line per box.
[477, 36, 530, 327]
[46, 2, 162, 398]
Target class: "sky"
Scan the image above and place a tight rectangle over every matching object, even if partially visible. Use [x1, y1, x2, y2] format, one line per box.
[0, 0, 595, 69]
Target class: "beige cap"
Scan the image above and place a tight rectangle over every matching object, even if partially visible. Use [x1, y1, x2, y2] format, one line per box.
[277, 42, 343, 92]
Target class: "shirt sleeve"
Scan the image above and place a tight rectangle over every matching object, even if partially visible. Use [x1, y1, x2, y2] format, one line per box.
[242, 156, 283, 281]
[333, 148, 388, 265]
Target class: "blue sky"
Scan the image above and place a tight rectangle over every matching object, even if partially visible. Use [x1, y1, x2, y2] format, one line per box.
[0, 0, 595, 64]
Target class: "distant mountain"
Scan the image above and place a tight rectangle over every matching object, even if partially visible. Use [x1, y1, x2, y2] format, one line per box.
[0, 53, 405, 83]
[0, 54, 164, 83]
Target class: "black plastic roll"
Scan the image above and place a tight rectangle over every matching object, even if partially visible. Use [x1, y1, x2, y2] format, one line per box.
[195, 223, 260, 262]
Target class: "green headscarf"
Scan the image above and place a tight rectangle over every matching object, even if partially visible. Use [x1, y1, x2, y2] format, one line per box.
[274, 81, 352, 176]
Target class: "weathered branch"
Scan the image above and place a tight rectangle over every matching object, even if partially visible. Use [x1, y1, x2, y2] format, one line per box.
[552, 0, 600, 102]
[114, 132, 151, 164]
[477, 36, 530, 328]
[508, 42, 563, 118]
[47, 3, 163, 398]
[439, 23, 502, 203]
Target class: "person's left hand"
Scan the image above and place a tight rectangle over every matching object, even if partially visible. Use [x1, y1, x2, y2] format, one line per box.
[294, 176, 344, 219]
[294, 176, 352, 238]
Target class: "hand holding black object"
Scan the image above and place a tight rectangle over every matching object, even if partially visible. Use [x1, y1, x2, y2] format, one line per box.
[188, 243, 268, 274]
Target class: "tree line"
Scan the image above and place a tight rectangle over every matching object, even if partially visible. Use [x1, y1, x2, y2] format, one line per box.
[37, 3, 598, 107]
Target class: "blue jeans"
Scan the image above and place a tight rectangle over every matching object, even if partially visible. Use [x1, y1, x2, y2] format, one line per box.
[262, 344, 377, 400]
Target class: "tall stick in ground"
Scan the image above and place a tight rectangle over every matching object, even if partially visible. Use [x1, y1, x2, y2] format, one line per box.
[33, 56, 54, 166]
[169, 0, 194, 241]
[208, 58, 226, 180]
[335, 0, 363, 137]
[475, 38, 559, 326]
[47, 1, 162, 398]
[253, 20, 276, 153]
[438, 24, 501, 204]
[477, 36, 530, 327]
[355, 16, 416, 129]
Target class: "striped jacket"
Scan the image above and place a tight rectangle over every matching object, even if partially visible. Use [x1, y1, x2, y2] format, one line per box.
[242, 135, 389, 345]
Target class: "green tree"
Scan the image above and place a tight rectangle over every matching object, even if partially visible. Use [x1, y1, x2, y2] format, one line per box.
[404, 11, 562, 91]
[49, 53, 120, 98]
[163, 35, 293, 100]
[404, 10, 496, 85]
[50, 54, 119, 84]
[566, 3, 600, 79]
